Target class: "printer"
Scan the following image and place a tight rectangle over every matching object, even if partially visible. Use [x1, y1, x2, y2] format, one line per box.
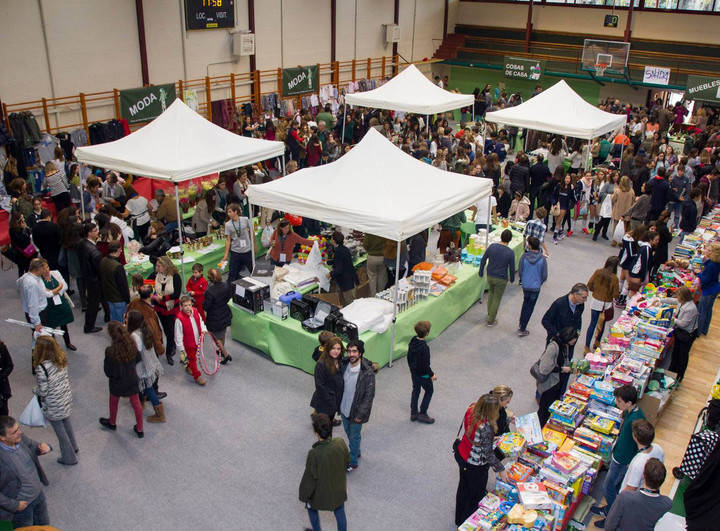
[232, 277, 270, 314]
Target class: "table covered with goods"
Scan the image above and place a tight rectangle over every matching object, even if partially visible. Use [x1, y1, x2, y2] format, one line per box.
[457, 273, 700, 530]
[229, 228, 524, 374]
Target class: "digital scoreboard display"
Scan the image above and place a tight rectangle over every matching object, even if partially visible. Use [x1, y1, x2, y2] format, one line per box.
[185, 0, 234, 30]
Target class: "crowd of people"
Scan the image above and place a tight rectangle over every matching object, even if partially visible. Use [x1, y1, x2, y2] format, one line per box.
[1, 73, 720, 529]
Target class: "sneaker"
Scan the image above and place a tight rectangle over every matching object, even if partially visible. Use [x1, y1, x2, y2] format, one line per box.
[416, 413, 435, 424]
[582, 228, 589, 235]
[346, 463, 359, 472]
[567, 230, 573, 236]
[589, 227, 595, 234]
[614, 297, 626, 308]
[195, 376, 207, 386]
[410, 414, 418, 422]
[486, 319, 497, 327]
[99, 418, 117, 431]
[590, 505, 607, 516]
[518, 330, 530, 337]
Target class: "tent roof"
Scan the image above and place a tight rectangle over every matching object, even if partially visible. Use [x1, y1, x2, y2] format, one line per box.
[245, 128, 491, 241]
[75, 99, 285, 182]
[344, 64, 474, 115]
[484, 80, 626, 139]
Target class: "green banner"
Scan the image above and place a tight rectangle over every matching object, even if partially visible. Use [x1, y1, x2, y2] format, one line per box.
[685, 75, 720, 103]
[281, 65, 319, 97]
[503, 56, 545, 82]
[120, 83, 176, 123]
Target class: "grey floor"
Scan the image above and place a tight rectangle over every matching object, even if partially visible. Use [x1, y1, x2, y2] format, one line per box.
[0, 227, 611, 530]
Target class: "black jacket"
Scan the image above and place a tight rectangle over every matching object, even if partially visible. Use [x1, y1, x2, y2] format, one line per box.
[329, 244, 358, 292]
[509, 164, 530, 195]
[529, 163, 551, 189]
[31, 220, 62, 268]
[541, 294, 584, 341]
[203, 282, 233, 332]
[310, 360, 344, 417]
[653, 221, 672, 268]
[680, 199, 698, 233]
[407, 336, 433, 377]
[100, 256, 130, 303]
[0, 342, 13, 400]
[104, 348, 140, 397]
[647, 176, 677, 216]
[339, 358, 376, 423]
[77, 238, 103, 281]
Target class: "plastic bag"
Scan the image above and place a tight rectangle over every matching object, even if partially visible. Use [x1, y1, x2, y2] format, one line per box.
[19, 396, 46, 428]
[612, 219, 625, 243]
[260, 224, 273, 248]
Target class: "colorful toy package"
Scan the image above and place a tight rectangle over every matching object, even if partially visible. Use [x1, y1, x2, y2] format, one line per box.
[497, 432, 527, 456]
[507, 461, 535, 484]
[517, 482, 554, 510]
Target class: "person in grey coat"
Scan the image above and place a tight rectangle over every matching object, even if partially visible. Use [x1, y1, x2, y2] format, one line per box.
[534, 327, 578, 426]
[32, 336, 78, 466]
[0, 415, 52, 527]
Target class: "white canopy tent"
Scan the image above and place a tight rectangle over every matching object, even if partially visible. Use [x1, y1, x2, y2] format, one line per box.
[342, 64, 474, 143]
[75, 98, 286, 285]
[484, 80, 627, 140]
[246, 127, 492, 365]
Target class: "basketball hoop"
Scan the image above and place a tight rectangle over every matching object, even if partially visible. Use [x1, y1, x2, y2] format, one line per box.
[594, 63, 609, 78]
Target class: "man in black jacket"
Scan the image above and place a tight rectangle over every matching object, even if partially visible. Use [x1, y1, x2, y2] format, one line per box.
[679, 188, 701, 241]
[408, 321, 436, 424]
[339, 339, 376, 472]
[529, 154, 551, 210]
[30, 209, 61, 271]
[646, 167, 677, 221]
[328, 231, 358, 306]
[99, 242, 130, 323]
[542, 282, 588, 356]
[77, 222, 103, 333]
[509, 153, 530, 197]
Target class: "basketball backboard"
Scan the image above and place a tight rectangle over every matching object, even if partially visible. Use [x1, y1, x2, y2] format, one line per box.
[581, 39, 631, 76]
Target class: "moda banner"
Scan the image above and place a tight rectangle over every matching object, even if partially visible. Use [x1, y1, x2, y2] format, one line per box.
[503, 57, 544, 82]
[281, 65, 319, 97]
[120, 83, 176, 123]
[685, 75, 720, 103]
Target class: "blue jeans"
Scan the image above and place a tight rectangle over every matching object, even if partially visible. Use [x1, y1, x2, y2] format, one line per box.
[341, 415, 362, 466]
[107, 301, 127, 323]
[602, 458, 628, 513]
[697, 293, 717, 336]
[668, 202, 682, 229]
[12, 491, 49, 527]
[142, 384, 161, 407]
[585, 309, 607, 348]
[519, 289, 539, 331]
[307, 503, 347, 531]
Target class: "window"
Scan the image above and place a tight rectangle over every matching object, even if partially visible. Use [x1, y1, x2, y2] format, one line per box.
[677, 0, 713, 9]
[644, 0, 679, 7]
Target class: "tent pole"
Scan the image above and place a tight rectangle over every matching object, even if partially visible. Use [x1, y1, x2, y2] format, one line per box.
[426, 115, 429, 134]
[480, 127, 486, 156]
[281, 155, 286, 177]
[79, 164, 86, 221]
[618, 140, 624, 167]
[174, 183, 186, 289]
[523, 129, 529, 153]
[478, 194, 491, 304]
[388, 239, 401, 368]
[249, 198, 256, 273]
[585, 137, 592, 172]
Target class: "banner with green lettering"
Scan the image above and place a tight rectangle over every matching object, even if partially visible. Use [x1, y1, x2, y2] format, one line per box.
[281, 65, 319, 97]
[503, 57, 545, 82]
[120, 83, 177, 123]
[685, 75, 720, 103]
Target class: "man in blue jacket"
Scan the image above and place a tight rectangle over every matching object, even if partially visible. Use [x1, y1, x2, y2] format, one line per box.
[517, 236, 548, 337]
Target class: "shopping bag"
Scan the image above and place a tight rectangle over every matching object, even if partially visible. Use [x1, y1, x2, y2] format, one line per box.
[612, 219, 625, 243]
[18, 396, 46, 428]
[261, 224, 273, 248]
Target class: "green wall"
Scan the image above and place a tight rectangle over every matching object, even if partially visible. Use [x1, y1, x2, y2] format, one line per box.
[449, 65, 601, 108]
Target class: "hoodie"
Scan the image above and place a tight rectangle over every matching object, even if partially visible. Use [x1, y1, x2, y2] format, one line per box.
[518, 250, 548, 292]
[407, 336, 433, 378]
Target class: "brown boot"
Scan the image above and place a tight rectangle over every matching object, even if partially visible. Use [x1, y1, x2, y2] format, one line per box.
[146, 404, 166, 423]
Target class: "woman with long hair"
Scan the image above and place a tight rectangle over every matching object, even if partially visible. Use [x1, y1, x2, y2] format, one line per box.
[658, 286, 698, 382]
[126, 310, 165, 423]
[610, 176, 635, 247]
[191, 189, 216, 238]
[310, 336, 345, 427]
[99, 322, 144, 438]
[593, 171, 614, 241]
[483, 153, 501, 189]
[551, 172, 576, 242]
[651, 210, 673, 275]
[203, 268, 233, 364]
[9, 178, 33, 219]
[697, 242, 720, 336]
[454, 394, 506, 526]
[40, 263, 76, 350]
[9, 211, 37, 276]
[585, 257, 620, 350]
[95, 212, 126, 264]
[150, 256, 181, 365]
[535, 326, 578, 426]
[33, 336, 78, 465]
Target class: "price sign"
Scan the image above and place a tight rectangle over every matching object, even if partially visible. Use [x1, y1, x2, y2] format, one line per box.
[643, 66, 671, 86]
[185, 0, 234, 30]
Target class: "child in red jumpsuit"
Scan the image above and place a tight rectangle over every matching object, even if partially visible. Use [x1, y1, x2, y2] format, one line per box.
[186, 263, 208, 321]
[174, 295, 208, 385]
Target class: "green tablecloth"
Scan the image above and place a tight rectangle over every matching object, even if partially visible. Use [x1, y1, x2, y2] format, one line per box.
[230, 231, 523, 374]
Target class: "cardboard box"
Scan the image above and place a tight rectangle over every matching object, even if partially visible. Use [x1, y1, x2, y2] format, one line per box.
[638, 370, 676, 424]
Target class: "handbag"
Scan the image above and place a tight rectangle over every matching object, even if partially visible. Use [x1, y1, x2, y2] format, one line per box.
[550, 203, 561, 217]
[603, 305, 615, 321]
[18, 242, 37, 258]
[452, 418, 464, 455]
[530, 359, 551, 383]
[18, 395, 46, 428]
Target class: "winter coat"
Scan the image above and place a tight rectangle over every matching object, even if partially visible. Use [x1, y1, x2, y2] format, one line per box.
[535, 340, 569, 395]
[587, 268, 620, 303]
[203, 281, 233, 332]
[310, 360, 344, 417]
[339, 358, 376, 423]
[0, 343, 13, 400]
[611, 189, 635, 221]
[104, 347, 141, 397]
[509, 164, 530, 196]
[518, 251, 548, 292]
[509, 196, 531, 222]
[34, 361, 72, 421]
[298, 438, 349, 511]
[407, 336, 434, 377]
[329, 244, 358, 292]
[541, 294, 584, 341]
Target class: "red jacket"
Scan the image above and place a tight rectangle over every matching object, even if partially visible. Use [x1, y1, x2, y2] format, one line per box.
[268, 230, 314, 263]
[186, 276, 208, 319]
